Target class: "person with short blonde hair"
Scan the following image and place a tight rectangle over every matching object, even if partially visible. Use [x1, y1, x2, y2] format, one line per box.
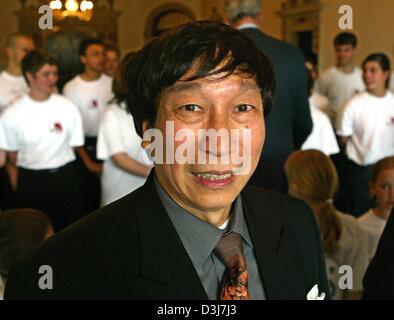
[0, 32, 35, 113]
[0, 33, 35, 210]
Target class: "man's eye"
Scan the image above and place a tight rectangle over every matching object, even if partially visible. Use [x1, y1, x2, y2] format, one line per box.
[235, 104, 254, 112]
[180, 104, 203, 112]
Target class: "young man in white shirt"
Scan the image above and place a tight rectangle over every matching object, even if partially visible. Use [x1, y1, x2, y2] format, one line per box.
[0, 50, 84, 231]
[104, 44, 120, 77]
[316, 32, 365, 125]
[63, 38, 113, 213]
[0, 32, 35, 113]
[317, 33, 366, 213]
[0, 33, 35, 210]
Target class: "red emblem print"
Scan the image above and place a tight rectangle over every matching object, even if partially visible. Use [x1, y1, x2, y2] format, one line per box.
[51, 122, 63, 132]
[91, 100, 98, 108]
[390, 117, 394, 126]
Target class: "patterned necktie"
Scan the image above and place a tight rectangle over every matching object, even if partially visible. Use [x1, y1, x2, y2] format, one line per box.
[214, 232, 250, 300]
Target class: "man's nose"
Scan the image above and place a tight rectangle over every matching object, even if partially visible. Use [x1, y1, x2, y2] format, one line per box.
[202, 111, 232, 158]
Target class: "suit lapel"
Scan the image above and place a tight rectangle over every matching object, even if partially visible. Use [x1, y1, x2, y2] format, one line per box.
[124, 173, 208, 299]
[242, 189, 316, 300]
[241, 188, 288, 299]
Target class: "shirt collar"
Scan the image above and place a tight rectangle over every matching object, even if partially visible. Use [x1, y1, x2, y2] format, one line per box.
[154, 177, 254, 267]
[237, 23, 259, 30]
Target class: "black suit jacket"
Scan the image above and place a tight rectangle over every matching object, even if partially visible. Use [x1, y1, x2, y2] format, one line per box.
[363, 208, 394, 299]
[241, 28, 312, 193]
[5, 173, 329, 300]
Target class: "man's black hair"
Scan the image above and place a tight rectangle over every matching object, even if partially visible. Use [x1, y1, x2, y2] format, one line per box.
[79, 38, 105, 56]
[21, 50, 57, 84]
[122, 20, 276, 137]
[305, 52, 318, 68]
[334, 32, 358, 48]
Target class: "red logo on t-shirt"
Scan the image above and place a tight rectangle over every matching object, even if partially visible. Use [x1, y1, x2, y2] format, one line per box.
[51, 122, 63, 132]
[91, 100, 98, 108]
[390, 117, 394, 126]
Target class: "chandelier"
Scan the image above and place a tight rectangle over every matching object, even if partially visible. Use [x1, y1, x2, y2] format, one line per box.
[49, 0, 94, 21]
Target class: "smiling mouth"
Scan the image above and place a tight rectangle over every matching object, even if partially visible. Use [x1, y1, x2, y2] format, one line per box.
[192, 172, 233, 180]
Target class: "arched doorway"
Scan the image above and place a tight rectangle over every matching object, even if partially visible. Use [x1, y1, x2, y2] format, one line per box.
[145, 3, 196, 40]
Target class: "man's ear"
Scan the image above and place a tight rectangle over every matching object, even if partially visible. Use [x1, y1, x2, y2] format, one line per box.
[5, 47, 12, 60]
[80, 55, 86, 65]
[26, 72, 34, 84]
[223, 16, 231, 26]
[384, 70, 391, 84]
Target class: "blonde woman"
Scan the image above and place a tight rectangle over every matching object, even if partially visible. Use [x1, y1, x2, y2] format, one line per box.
[285, 150, 369, 300]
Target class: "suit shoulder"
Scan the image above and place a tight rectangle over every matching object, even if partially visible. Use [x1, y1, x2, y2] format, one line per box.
[242, 186, 314, 223]
[259, 32, 304, 57]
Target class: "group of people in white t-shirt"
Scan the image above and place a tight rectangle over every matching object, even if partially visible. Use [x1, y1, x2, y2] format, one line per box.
[0, 33, 152, 231]
[302, 32, 394, 217]
[297, 32, 394, 299]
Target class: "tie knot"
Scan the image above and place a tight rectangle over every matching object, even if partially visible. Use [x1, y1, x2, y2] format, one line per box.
[214, 232, 244, 269]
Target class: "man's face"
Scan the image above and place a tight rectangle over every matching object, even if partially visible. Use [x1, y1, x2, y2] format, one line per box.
[150, 73, 265, 219]
[9, 37, 35, 67]
[335, 44, 355, 67]
[27, 64, 58, 96]
[81, 44, 105, 73]
[105, 50, 119, 77]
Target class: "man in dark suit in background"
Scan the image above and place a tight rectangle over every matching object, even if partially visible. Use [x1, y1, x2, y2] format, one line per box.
[5, 21, 328, 300]
[363, 207, 394, 299]
[224, 0, 313, 193]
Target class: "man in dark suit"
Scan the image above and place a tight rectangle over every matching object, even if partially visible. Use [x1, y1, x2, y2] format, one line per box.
[5, 21, 328, 300]
[363, 207, 394, 299]
[224, 0, 313, 193]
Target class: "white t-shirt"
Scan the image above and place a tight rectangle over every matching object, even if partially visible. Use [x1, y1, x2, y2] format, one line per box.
[63, 74, 113, 137]
[325, 211, 369, 300]
[97, 103, 152, 206]
[358, 209, 387, 260]
[0, 71, 28, 114]
[302, 95, 339, 156]
[0, 94, 84, 170]
[337, 91, 394, 166]
[316, 66, 365, 123]
[309, 91, 330, 116]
